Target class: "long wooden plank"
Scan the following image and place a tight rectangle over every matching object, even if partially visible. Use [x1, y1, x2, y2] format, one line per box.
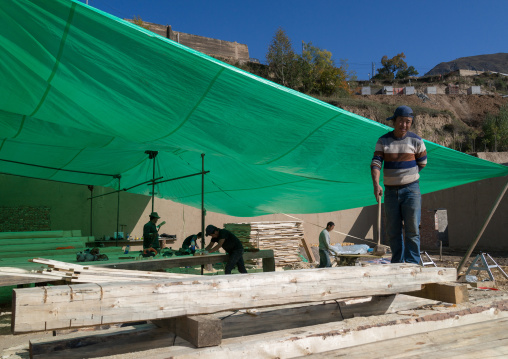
[301, 318, 508, 358]
[220, 294, 439, 338]
[12, 264, 456, 333]
[29, 324, 172, 358]
[162, 298, 508, 358]
[0, 272, 62, 287]
[96, 249, 275, 271]
[25, 295, 438, 357]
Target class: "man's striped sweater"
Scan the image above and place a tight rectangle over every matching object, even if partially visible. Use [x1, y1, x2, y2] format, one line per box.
[371, 131, 427, 186]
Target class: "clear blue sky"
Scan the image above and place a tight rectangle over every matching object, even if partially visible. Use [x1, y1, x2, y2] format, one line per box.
[79, 0, 507, 80]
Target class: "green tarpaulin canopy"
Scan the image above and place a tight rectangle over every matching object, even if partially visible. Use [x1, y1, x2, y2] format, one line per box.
[1, 0, 507, 216]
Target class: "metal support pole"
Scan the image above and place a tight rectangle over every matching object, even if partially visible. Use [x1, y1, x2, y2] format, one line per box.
[457, 176, 508, 276]
[88, 185, 94, 236]
[201, 153, 205, 275]
[152, 155, 156, 213]
[144, 150, 159, 214]
[116, 176, 121, 247]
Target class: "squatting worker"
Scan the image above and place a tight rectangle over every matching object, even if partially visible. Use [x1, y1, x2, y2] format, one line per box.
[181, 232, 202, 251]
[143, 211, 162, 253]
[318, 221, 342, 268]
[205, 224, 248, 274]
[371, 106, 427, 264]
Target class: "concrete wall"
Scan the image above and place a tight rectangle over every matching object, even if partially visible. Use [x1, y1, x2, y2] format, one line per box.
[423, 176, 507, 250]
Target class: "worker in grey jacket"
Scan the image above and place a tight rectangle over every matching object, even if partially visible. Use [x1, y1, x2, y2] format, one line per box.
[318, 222, 341, 268]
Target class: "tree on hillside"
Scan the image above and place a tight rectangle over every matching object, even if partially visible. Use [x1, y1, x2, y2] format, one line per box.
[339, 59, 358, 82]
[373, 53, 410, 80]
[396, 65, 419, 79]
[266, 28, 299, 88]
[299, 42, 349, 96]
[482, 105, 508, 151]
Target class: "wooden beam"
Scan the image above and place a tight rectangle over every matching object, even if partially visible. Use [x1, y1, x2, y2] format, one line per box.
[220, 294, 438, 338]
[35, 297, 507, 358]
[300, 237, 316, 263]
[153, 315, 222, 347]
[29, 324, 172, 358]
[12, 264, 456, 334]
[405, 282, 469, 304]
[96, 249, 276, 272]
[299, 318, 508, 358]
[0, 272, 62, 287]
[163, 298, 508, 358]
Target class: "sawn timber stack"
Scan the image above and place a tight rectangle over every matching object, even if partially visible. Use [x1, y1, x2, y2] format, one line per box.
[12, 263, 456, 334]
[224, 221, 304, 266]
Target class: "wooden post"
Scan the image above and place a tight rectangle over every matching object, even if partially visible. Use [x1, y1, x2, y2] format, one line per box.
[153, 315, 222, 348]
[405, 282, 469, 304]
[262, 256, 276, 272]
[300, 237, 316, 263]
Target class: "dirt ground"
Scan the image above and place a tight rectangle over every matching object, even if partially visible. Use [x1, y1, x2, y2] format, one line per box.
[1, 251, 507, 358]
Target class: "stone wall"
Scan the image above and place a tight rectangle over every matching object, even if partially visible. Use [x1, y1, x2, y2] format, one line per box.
[125, 20, 250, 63]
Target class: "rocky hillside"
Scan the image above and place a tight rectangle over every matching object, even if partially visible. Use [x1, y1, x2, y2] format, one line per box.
[425, 53, 508, 76]
[327, 93, 508, 152]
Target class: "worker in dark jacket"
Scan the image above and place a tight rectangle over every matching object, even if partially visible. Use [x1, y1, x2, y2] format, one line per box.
[143, 212, 162, 254]
[205, 224, 247, 275]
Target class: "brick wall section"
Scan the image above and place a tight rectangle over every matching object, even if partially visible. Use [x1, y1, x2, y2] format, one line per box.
[0, 207, 50, 232]
[125, 20, 250, 63]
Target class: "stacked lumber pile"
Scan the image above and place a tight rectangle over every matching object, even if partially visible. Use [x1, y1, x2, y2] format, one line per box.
[0, 230, 121, 273]
[224, 221, 304, 267]
[0, 230, 92, 260]
[30, 258, 197, 283]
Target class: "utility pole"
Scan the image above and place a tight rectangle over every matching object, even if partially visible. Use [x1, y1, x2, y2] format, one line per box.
[372, 62, 375, 79]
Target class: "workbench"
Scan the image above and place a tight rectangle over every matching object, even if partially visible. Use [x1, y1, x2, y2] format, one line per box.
[87, 237, 176, 248]
[95, 249, 276, 272]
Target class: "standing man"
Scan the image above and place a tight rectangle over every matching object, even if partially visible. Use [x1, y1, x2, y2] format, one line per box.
[143, 212, 162, 253]
[205, 224, 247, 275]
[318, 221, 341, 268]
[371, 106, 427, 264]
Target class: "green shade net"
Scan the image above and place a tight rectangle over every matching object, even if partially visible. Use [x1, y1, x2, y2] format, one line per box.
[0, 0, 507, 217]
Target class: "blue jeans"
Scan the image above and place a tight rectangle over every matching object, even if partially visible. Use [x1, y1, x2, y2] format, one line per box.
[318, 249, 332, 268]
[384, 181, 421, 264]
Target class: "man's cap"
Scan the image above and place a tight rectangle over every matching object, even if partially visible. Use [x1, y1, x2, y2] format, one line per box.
[205, 225, 218, 236]
[149, 212, 161, 218]
[386, 106, 414, 121]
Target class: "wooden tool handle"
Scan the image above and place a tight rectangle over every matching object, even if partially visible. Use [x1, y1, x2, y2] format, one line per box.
[377, 198, 382, 246]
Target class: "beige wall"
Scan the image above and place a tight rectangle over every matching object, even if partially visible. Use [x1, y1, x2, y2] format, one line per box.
[130, 199, 378, 249]
[1, 153, 506, 251]
[0, 174, 376, 249]
[423, 176, 508, 250]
